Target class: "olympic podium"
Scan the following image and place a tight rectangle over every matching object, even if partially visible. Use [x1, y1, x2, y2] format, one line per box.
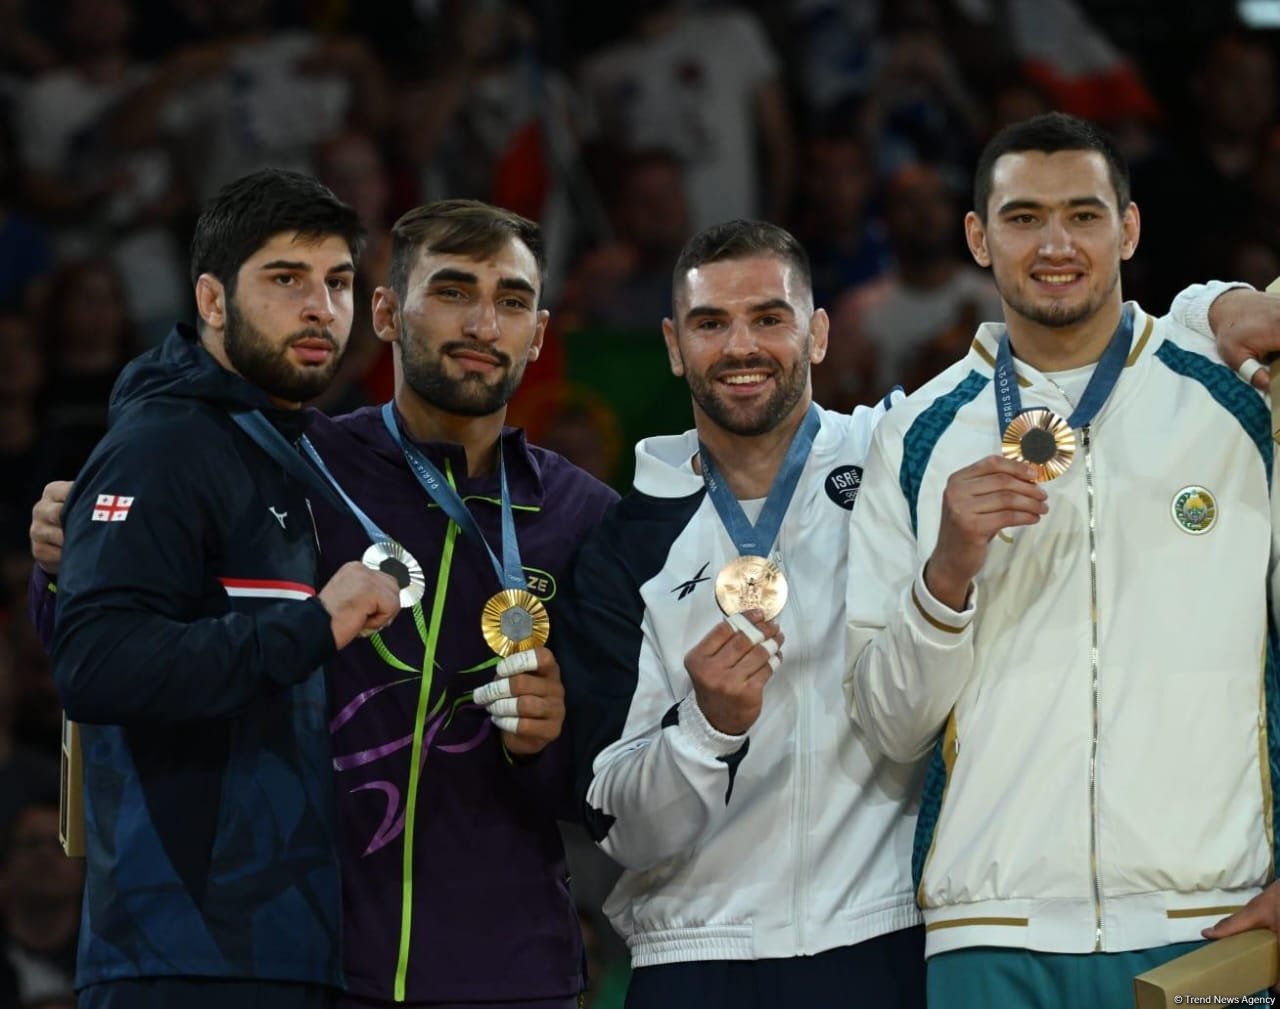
[1133, 930, 1278, 1008]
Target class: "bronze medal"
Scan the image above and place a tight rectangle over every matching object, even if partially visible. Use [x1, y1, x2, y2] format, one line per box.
[481, 589, 551, 657]
[713, 555, 788, 621]
[1001, 407, 1075, 482]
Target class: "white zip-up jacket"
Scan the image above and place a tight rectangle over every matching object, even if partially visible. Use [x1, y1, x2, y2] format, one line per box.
[559, 399, 931, 967]
[845, 300, 1280, 958]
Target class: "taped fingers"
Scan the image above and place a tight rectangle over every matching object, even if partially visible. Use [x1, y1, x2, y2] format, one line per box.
[726, 610, 765, 646]
[1237, 357, 1265, 386]
[473, 678, 512, 705]
[492, 716, 520, 734]
[486, 697, 520, 717]
[496, 649, 539, 678]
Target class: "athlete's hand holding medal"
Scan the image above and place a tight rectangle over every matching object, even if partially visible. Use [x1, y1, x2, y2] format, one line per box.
[925, 309, 1136, 612]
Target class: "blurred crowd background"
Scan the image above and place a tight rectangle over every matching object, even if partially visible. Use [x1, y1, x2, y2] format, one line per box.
[0, 0, 1275, 1005]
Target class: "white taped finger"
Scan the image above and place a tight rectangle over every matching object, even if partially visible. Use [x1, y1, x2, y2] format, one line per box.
[761, 637, 779, 658]
[726, 610, 765, 646]
[1237, 357, 1265, 385]
[473, 678, 512, 705]
[497, 649, 538, 678]
[492, 716, 520, 734]
[768, 653, 781, 673]
[486, 697, 520, 717]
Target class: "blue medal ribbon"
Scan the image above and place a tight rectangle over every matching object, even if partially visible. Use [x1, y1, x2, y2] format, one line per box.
[993, 304, 1134, 432]
[380, 402, 525, 592]
[698, 403, 821, 559]
[228, 410, 392, 546]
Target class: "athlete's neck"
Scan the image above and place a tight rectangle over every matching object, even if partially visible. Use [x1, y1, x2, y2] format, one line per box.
[1004, 292, 1126, 373]
[693, 395, 813, 500]
[395, 387, 504, 477]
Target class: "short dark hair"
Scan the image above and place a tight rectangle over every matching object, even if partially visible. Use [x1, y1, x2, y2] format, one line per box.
[189, 168, 364, 292]
[671, 220, 812, 307]
[973, 112, 1131, 222]
[387, 199, 545, 303]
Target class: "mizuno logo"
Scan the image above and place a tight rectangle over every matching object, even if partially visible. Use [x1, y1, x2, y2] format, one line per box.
[269, 506, 288, 529]
[672, 562, 711, 600]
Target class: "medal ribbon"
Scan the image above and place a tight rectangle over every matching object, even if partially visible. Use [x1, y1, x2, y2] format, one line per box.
[228, 410, 392, 547]
[993, 304, 1134, 431]
[380, 402, 525, 592]
[697, 403, 821, 558]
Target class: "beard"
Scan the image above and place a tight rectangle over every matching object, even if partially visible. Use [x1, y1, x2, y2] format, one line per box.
[683, 342, 810, 437]
[996, 262, 1122, 329]
[223, 299, 342, 402]
[401, 338, 526, 417]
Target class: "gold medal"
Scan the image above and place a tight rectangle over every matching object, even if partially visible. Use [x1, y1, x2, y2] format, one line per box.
[714, 556, 788, 621]
[481, 589, 550, 657]
[362, 541, 425, 608]
[1001, 408, 1075, 482]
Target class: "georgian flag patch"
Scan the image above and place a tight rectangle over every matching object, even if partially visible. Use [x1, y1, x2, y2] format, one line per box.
[92, 494, 134, 522]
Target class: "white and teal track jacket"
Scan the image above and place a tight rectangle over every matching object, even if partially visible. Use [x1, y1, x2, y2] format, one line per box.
[846, 296, 1280, 959]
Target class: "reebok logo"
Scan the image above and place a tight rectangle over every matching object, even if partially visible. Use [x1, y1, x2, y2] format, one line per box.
[673, 562, 711, 600]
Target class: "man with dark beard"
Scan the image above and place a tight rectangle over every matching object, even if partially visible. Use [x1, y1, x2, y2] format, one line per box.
[287, 200, 618, 1009]
[844, 112, 1280, 1007]
[554, 219, 925, 1008]
[36, 168, 402, 1009]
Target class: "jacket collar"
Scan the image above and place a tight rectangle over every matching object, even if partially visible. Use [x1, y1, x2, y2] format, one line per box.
[966, 301, 1155, 387]
[376, 403, 547, 507]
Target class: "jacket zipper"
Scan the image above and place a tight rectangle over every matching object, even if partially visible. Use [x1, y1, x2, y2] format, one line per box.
[1084, 425, 1104, 951]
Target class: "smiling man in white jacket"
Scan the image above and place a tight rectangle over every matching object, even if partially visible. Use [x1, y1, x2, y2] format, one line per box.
[846, 112, 1280, 1007]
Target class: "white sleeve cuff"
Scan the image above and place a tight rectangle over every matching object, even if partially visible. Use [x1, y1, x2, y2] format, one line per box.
[908, 567, 975, 642]
[1168, 280, 1253, 339]
[679, 692, 749, 758]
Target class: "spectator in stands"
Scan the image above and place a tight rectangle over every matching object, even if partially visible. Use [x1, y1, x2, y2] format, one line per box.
[1, 797, 82, 1007]
[38, 259, 134, 478]
[0, 104, 51, 313]
[826, 164, 1001, 401]
[315, 130, 397, 411]
[109, 0, 387, 205]
[581, 0, 795, 229]
[0, 638, 56, 852]
[792, 132, 890, 312]
[558, 148, 690, 333]
[15, 0, 187, 340]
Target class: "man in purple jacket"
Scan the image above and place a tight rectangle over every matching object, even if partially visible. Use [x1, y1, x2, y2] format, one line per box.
[32, 199, 618, 1009]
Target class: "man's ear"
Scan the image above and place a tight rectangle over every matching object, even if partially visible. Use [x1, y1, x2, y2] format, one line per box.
[195, 274, 226, 330]
[372, 286, 400, 345]
[662, 317, 684, 377]
[528, 308, 549, 362]
[809, 307, 829, 365]
[1120, 201, 1141, 262]
[964, 211, 991, 268]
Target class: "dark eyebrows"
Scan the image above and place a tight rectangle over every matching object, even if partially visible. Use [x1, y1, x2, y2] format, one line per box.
[684, 298, 795, 323]
[996, 196, 1110, 216]
[426, 267, 479, 286]
[257, 259, 354, 274]
[425, 268, 537, 297]
[497, 277, 537, 297]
